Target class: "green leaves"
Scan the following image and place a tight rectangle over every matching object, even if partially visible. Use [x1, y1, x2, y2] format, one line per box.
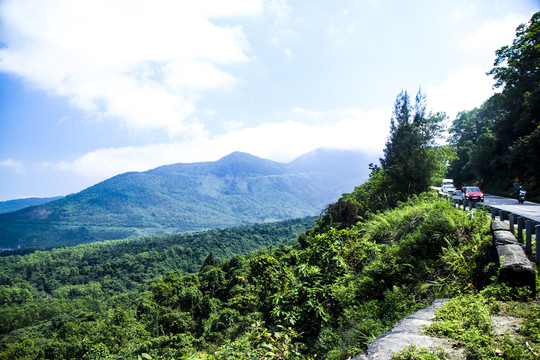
[449, 12, 540, 200]
[489, 12, 540, 92]
[382, 89, 446, 201]
[0, 195, 501, 359]
[214, 322, 310, 360]
[424, 293, 540, 359]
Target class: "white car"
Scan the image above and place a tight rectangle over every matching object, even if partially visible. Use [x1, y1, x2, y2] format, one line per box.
[442, 184, 456, 195]
[441, 179, 454, 187]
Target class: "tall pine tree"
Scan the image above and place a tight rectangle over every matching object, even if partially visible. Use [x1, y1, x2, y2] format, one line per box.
[321, 89, 446, 227]
[381, 89, 445, 198]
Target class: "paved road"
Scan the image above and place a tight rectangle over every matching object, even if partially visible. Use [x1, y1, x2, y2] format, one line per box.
[442, 190, 540, 223]
[480, 193, 540, 223]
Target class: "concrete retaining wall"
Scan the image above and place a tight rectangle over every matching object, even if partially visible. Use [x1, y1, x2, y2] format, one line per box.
[439, 191, 540, 268]
[491, 220, 536, 295]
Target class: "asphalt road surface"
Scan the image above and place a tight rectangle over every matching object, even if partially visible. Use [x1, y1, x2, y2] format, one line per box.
[448, 190, 540, 223]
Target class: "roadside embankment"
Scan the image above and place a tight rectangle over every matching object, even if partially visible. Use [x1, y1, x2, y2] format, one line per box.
[351, 299, 449, 360]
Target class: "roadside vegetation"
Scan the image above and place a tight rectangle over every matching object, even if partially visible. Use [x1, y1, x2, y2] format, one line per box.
[0, 11, 538, 360]
[447, 12, 540, 201]
[0, 193, 501, 360]
[392, 285, 540, 360]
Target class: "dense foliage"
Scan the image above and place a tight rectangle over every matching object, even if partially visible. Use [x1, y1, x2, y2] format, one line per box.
[0, 194, 496, 359]
[0, 216, 314, 299]
[0, 218, 314, 354]
[381, 90, 446, 199]
[2, 17, 539, 356]
[447, 12, 540, 201]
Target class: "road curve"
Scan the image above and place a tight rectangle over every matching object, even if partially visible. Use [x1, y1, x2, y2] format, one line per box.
[449, 191, 540, 223]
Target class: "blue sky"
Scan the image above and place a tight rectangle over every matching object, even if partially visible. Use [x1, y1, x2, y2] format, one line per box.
[0, 0, 538, 201]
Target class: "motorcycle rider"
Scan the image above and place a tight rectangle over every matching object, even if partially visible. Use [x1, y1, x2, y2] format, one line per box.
[517, 186, 526, 204]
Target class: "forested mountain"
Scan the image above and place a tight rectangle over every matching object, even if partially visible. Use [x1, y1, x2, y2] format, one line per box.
[4, 194, 536, 360]
[0, 217, 315, 303]
[1, 13, 538, 360]
[0, 148, 374, 249]
[0, 196, 64, 214]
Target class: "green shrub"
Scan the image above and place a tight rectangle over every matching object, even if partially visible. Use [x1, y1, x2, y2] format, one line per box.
[521, 306, 540, 343]
[426, 293, 540, 360]
[426, 295, 493, 340]
[391, 345, 448, 360]
[480, 283, 534, 302]
[214, 322, 312, 360]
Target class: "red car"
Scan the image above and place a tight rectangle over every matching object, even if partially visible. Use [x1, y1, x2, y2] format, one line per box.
[462, 186, 484, 202]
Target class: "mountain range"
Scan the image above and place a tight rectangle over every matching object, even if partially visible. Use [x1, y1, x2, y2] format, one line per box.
[0, 196, 64, 214]
[0, 148, 376, 249]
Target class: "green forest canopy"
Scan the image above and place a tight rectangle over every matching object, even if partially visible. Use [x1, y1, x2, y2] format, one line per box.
[0, 194, 500, 360]
[447, 12, 540, 201]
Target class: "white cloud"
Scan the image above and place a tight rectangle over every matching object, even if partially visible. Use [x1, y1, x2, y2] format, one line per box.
[266, 0, 293, 29]
[462, 14, 527, 51]
[0, 0, 261, 136]
[427, 66, 496, 120]
[265, 0, 297, 46]
[283, 48, 294, 58]
[0, 158, 24, 173]
[292, 107, 323, 120]
[449, 4, 475, 23]
[221, 119, 244, 131]
[327, 21, 356, 45]
[164, 61, 238, 91]
[54, 107, 391, 179]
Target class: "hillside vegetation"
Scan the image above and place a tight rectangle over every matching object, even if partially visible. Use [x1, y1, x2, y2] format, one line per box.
[0, 13, 539, 360]
[0, 197, 64, 215]
[0, 216, 314, 303]
[0, 217, 315, 355]
[0, 149, 373, 249]
[0, 194, 498, 359]
[2, 194, 538, 360]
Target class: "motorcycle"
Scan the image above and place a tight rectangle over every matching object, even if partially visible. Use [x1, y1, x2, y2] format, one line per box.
[518, 189, 526, 204]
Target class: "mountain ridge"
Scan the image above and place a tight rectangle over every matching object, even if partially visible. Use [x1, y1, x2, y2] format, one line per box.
[0, 148, 376, 249]
[0, 196, 64, 214]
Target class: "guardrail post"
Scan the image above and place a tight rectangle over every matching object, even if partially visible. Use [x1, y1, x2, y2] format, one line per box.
[517, 217, 524, 242]
[491, 207, 498, 219]
[477, 203, 487, 213]
[535, 225, 540, 269]
[509, 214, 515, 235]
[500, 210, 506, 221]
[536, 225, 540, 267]
[525, 220, 533, 254]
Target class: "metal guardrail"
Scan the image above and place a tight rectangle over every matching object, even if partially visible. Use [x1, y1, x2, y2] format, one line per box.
[437, 191, 540, 267]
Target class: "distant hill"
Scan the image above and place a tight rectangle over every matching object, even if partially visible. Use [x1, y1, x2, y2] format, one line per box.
[0, 196, 64, 214]
[0, 148, 375, 249]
